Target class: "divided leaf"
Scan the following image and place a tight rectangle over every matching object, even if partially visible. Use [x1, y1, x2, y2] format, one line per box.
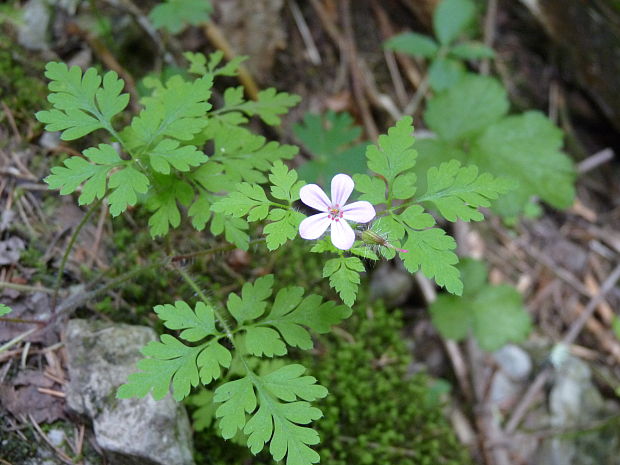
[215, 364, 327, 465]
[401, 228, 462, 295]
[418, 160, 513, 221]
[366, 116, 417, 184]
[233, 88, 301, 125]
[44, 143, 124, 205]
[294, 111, 367, 184]
[0, 304, 11, 316]
[107, 166, 150, 217]
[117, 301, 231, 401]
[36, 62, 129, 140]
[243, 287, 351, 357]
[148, 139, 208, 174]
[146, 176, 194, 237]
[322, 256, 365, 307]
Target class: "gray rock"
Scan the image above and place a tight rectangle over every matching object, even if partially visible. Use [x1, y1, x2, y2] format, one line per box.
[536, 353, 620, 465]
[370, 262, 413, 306]
[17, 0, 51, 51]
[493, 344, 532, 381]
[64, 320, 194, 465]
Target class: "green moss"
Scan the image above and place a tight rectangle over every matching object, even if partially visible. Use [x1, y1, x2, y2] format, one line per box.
[0, 35, 47, 131]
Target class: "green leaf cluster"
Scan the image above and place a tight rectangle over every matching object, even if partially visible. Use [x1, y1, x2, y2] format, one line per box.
[211, 161, 305, 250]
[419, 75, 576, 218]
[38, 53, 300, 242]
[293, 110, 368, 184]
[118, 274, 350, 465]
[429, 259, 531, 351]
[353, 116, 511, 296]
[384, 0, 492, 91]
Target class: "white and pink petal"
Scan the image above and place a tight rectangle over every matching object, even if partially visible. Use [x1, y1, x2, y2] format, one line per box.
[330, 219, 356, 250]
[299, 184, 331, 212]
[341, 201, 376, 223]
[330, 174, 354, 208]
[299, 213, 331, 240]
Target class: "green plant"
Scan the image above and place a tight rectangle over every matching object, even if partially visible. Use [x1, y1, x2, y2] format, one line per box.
[384, 0, 492, 91]
[149, 0, 212, 34]
[0, 304, 11, 316]
[430, 258, 531, 351]
[37, 47, 512, 464]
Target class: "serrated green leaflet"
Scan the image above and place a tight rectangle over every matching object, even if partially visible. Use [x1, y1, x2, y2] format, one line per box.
[322, 256, 365, 306]
[155, 301, 222, 342]
[210, 213, 249, 250]
[148, 139, 207, 174]
[107, 166, 150, 217]
[45, 144, 124, 206]
[366, 116, 417, 184]
[211, 183, 270, 220]
[146, 176, 194, 237]
[418, 160, 513, 222]
[231, 88, 301, 125]
[401, 228, 462, 295]
[129, 74, 213, 150]
[226, 275, 274, 325]
[264, 209, 304, 251]
[242, 287, 351, 356]
[36, 62, 129, 140]
[117, 300, 232, 401]
[215, 364, 326, 465]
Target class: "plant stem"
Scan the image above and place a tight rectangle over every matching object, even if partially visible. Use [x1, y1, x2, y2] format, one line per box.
[175, 266, 235, 343]
[0, 281, 54, 294]
[52, 198, 103, 312]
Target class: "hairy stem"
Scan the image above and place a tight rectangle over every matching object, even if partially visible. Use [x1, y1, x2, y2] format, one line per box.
[175, 266, 235, 343]
[52, 198, 103, 311]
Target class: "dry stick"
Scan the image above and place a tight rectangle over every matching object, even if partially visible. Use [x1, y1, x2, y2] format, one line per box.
[203, 22, 260, 101]
[505, 263, 620, 434]
[288, 0, 321, 65]
[371, 3, 408, 108]
[415, 274, 474, 401]
[480, 0, 498, 76]
[340, 0, 379, 140]
[577, 148, 615, 174]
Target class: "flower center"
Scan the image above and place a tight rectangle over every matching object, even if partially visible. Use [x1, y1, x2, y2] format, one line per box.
[328, 204, 344, 221]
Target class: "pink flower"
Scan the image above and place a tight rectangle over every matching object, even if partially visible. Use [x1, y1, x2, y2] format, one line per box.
[299, 174, 376, 250]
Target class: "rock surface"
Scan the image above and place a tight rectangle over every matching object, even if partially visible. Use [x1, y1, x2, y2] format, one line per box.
[64, 319, 194, 465]
[536, 352, 620, 465]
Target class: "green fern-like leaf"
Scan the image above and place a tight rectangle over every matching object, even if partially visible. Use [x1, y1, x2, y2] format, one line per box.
[215, 364, 327, 465]
[117, 301, 231, 400]
[36, 62, 129, 140]
[322, 256, 365, 307]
